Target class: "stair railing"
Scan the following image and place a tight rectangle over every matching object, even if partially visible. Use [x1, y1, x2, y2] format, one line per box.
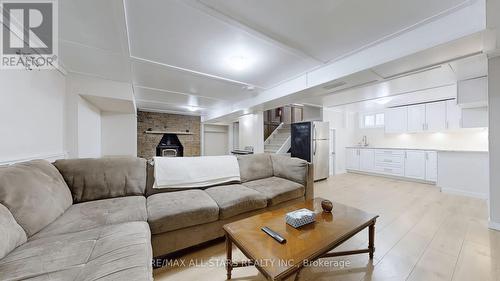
[264, 122, 284, 144]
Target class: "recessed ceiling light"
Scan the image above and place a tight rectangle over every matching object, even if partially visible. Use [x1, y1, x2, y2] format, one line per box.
[228, 55, 250, 71]
[375, 97, 393, 105]
[186, 106, 198, 112]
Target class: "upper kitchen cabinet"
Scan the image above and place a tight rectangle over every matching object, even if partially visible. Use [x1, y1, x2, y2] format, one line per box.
[385, 107, 408, 134]
[407, 104, 426, 133]
[407, 101, 447, 133]
[425, 101, 447, 132]
[457, 77, 488, 108]
[446, 99, 462, 130]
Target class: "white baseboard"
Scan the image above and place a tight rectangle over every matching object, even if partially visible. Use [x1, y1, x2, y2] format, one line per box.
[440, 187, 488, 200]
[489, 220, 500, 232]
[0, 152, 67, 166]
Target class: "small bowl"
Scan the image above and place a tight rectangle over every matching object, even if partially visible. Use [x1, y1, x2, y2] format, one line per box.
[321, 200, 333, 213]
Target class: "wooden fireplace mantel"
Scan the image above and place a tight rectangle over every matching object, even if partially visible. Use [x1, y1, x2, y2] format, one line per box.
[144, 131, 194, 135]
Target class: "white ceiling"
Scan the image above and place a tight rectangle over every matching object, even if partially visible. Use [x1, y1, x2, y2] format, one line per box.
[200, 0, 472, 62]
[58, 0, 482, 116]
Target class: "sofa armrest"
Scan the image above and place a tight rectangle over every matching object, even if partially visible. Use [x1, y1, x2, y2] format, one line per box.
[305, 162, 314, 200]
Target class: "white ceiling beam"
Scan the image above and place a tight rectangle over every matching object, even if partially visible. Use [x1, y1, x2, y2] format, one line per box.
[181, 0, 325, 64]
[133, 85, 226, 102]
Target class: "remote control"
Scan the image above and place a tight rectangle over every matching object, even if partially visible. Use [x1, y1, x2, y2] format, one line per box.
[261, 227, 287, 244]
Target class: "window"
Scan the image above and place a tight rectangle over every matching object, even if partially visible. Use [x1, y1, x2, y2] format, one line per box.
[362, 112, 385, 128]
[364, 115, 375, 128]
[375, 113, 385, 126]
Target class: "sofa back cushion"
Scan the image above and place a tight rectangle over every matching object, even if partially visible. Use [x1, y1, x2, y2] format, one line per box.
[270, 155, 308, 185]
[0, 203, 27, 259]
[0, 160, 73, 236]
[237, 154, 274, 183]
[54, 157, 147, 203]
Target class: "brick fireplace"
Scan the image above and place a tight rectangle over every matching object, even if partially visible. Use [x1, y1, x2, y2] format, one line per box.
[137, 111, 201, 159]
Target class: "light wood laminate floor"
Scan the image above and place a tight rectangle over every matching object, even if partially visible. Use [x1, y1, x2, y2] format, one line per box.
[154, 173, 500, 281]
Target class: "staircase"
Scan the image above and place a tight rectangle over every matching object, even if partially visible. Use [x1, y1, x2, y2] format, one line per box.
[264, 124, 291, 154]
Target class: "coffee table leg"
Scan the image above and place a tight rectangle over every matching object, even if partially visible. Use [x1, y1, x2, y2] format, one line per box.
[368, 221, 375, 259]
[226, 235, 232, 280]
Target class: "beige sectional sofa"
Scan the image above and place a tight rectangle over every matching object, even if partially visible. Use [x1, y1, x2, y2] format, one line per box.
[0, 154, 312, 280]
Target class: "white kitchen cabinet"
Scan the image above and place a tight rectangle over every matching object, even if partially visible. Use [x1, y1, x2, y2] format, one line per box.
[385, 107, 408, 133]
[407, 104, 426, 133]
[458, 77, 488, 108]
[462, 107, 488, 128]
[426, 101, 447, 132]
[360, 149, 375, 171]
[425, 151, 438, 182]
[404, 150, 426, 180]
[346, 148, 360, 170]
[446, 99, 462, 130]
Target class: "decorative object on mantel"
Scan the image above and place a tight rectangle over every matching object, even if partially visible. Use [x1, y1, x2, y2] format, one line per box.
[321, 200, 333, 213]
[144, 130, 194, 135]
[285, 208, 315, 228]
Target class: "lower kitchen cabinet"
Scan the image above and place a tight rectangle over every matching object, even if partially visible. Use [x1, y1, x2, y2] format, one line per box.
[346, 148, 437, 183]
[425, 151, 438, 182]
[360, 149, 375, 171]
[346, 148, 360, 170]
[404, 150, 426, 180]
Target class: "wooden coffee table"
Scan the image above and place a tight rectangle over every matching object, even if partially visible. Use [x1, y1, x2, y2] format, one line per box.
[223, 198, 378, 281]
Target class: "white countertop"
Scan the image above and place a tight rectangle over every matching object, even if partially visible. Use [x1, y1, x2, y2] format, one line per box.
[345, 146, 488, 153]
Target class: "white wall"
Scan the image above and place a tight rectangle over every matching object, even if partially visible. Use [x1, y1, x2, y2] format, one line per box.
[101, 112, 137, 157]
[488, 56, 500, 229]
[65, 73, 137, 158]
[353, 126, 489, 151]
[77, 97, 101, 158]
[303, 105, 323, 121]
[203, 124, 229, 156]
[323, 109, 357, 174]
[0, 70, 66, 164]
[238, 112, 264, 153]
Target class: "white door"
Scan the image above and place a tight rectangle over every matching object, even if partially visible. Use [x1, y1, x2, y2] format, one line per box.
[385, 107, 408, 133]
[404, 150, 426, 180]
[329, 129, 336, 176]
[446, 99, 462, 130]
[360, 149, 375, 171]
[425, 151, 438, 182]
[426, 101, 447, 132]
[407, 104, 426, 133]
[346, 148, 360, 170]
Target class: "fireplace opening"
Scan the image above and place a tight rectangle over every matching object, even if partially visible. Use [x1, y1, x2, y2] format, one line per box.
[156, 134, 184, 157]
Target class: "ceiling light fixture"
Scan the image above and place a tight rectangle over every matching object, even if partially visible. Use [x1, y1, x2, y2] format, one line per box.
[228, 55, 250, 71]
[186, 106, 198, 112]
[375, 97, 393, 105]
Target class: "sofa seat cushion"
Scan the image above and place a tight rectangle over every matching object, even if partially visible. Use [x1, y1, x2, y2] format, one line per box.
[243, 177, 305, 206]
[33, 196, 147, 239]
[205, 185, 267, 219]
[147, 190, 219, 234]
[0, 160, 73, 237]
[0, 221, 152, 281]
